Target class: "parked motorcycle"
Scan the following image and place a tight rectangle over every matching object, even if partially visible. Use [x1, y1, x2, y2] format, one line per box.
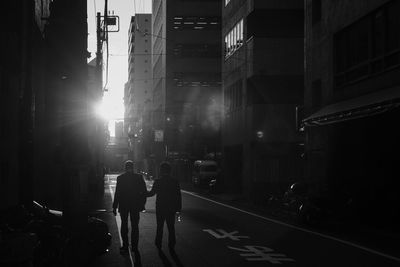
[268, 182, 354, 226]
[0, 201, 111, 267]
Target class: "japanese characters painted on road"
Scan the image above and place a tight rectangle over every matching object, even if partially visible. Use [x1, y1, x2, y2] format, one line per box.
[203, 229, 249, 241]
[228, 246, 295, 264]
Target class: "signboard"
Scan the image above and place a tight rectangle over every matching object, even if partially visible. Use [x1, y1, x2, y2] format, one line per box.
[155, 130, 164, 142]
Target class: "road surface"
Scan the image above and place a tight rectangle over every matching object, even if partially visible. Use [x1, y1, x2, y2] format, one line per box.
[106, 174, 399, 267]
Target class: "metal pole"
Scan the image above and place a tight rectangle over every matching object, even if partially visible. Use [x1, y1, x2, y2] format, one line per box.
[96, 12, 102, 74]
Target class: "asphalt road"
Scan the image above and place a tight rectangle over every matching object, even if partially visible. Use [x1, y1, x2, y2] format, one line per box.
[106, 174, 400, 267]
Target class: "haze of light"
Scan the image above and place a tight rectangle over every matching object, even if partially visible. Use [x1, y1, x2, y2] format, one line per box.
[87, 0, 151, 135]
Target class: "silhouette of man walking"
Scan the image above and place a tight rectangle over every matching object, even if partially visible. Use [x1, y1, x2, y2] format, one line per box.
[113, 160, 147, 253]
[147, 161, 182, 250]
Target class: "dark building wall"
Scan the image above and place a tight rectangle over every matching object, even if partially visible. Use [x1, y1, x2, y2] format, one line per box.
[39, 0, 89, 214]
[152, 0, 222, 166]
[305, 0, 396, 113]
[304, 0, 400, 223]
[222, 0, 304, 196]
[166, 0, 221, 158]
[0, 0, 51, 208]
[1, 0, 92, 219]
[0, 5, 22, 206]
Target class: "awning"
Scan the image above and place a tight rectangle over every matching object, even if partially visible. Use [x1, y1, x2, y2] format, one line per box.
[303, 86, 400, 126]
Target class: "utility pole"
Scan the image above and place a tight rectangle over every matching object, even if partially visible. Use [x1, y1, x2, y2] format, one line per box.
[94, 0, 119, 183]
[96, 12, 103, 84]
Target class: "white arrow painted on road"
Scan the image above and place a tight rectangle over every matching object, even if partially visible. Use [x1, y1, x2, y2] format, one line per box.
[203, 229, 249, 241]
[228, 245, 295, 263]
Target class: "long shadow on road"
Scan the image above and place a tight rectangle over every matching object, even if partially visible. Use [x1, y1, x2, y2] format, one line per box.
[157, 248, 185, 267]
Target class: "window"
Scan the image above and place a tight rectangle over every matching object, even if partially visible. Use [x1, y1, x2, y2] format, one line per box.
[224, 19, 244, 58]
[334, 0, 400, 88]
[172, 16, 220, 31]
[225, 0, 231, 6]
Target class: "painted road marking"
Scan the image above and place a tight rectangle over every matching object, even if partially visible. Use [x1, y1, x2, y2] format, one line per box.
[203, 229, 249, 241]
[228, 246, 295, 263]
[202, 228, 292, 262]
[182, 190, 400, 263]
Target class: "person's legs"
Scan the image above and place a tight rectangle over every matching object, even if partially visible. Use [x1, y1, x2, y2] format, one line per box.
[165, 212, 176, 248]
[120, 210, 129, 249]
[130, 211, 140, 250]
[155, 211, 165, 248]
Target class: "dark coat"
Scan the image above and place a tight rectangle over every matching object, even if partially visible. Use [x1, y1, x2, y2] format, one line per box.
[147, 175, 182, 213]
[113, 171, 147, 212]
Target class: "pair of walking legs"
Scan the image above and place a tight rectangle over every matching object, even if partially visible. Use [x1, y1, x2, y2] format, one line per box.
[155, 211, 176, 249]
[120, 210, 140, 250]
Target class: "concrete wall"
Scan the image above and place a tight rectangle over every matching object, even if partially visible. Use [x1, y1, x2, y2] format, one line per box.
[304, 0, 400, 223]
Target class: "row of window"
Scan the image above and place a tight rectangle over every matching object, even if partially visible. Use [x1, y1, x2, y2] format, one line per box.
[175, 81, 221, 87]
[173, 44, 220, 58]
[173, 16, 220, 31]
[173, 72, 221, 87]
[224, 19, 243, 58]
[334, 0, 400, 88]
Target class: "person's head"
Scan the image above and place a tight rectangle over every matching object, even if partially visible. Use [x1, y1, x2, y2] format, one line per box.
[159, 161, 171, 177]
[125, 160, 134, 172]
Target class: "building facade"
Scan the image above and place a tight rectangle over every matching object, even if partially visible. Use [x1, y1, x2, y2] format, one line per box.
[0, 0, 51, 208]
[152, 0, 222, 175]
[303, 0, 400, 223]
[1, 0, 92, 229]
[222, 0, 304, 197]
[126, 14, 153, 172]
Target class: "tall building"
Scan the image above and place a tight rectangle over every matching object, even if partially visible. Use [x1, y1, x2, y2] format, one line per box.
[1, 0, 91, 226]
[126, 14, 152, 170]
[0, 0, 51, 208]
[222, 1, 304, 196]
[303, 0, 400, 223]
[152, 0, 222, 168]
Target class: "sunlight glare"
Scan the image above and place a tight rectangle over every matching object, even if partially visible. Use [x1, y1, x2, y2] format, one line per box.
[95, 99, 122, 121]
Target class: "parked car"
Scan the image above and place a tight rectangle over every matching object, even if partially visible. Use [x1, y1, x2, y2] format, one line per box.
[191, 160, 219, 188]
